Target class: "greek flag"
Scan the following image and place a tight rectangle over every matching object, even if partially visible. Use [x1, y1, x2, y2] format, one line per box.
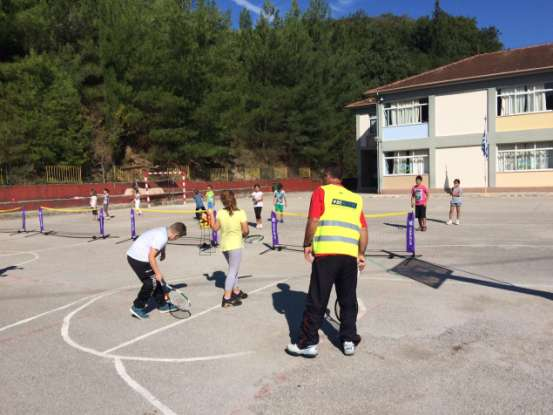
[481, 120, 489, 159]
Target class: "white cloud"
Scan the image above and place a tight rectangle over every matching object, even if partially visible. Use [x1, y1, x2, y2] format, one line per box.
[331, 0, 357, 14]
[231, 0, 263, 16]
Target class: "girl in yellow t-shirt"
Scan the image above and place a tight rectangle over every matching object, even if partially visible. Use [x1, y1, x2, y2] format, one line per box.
[208, 190, 249, 308]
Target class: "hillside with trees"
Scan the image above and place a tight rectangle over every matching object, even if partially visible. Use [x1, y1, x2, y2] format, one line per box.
[0, 0, 501, 183]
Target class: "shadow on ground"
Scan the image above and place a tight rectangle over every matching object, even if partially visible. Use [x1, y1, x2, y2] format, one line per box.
[390, 257, 553, 301]
[272, 283, 340, 348]
[204, 271, 226, 289]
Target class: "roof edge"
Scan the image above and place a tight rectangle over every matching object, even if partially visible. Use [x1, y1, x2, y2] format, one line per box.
[367, 66, 553, 96]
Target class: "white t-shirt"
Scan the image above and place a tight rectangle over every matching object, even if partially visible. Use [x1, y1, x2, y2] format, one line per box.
[251, 191, 263, 208]
[127, 227, 168, 262]
[90, 195, 97, 208]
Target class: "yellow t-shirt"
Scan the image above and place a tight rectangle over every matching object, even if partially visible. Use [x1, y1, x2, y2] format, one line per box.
[217, 208, 247, 252]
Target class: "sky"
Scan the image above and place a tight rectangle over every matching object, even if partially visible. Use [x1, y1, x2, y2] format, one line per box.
[215, 0, 553, 49]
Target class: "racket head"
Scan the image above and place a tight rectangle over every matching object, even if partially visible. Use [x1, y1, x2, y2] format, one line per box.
[165, 285, 191, 319]
[245, 234, 264, 244]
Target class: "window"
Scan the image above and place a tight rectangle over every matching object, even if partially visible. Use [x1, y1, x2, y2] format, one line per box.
[497, 83, 553, 116]
[384, 150, 429, 176]
[384, 98, 428, 127]
[497, 142, 553, 172]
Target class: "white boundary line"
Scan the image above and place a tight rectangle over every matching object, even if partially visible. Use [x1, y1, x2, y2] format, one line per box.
[114, 358, 178, 415]
[418, 244, 553, 249]
[103, 279, 286, 355]
[0, 295, 93, 334]
[61, 279, 287, 363]
[0, 250, 39, 268]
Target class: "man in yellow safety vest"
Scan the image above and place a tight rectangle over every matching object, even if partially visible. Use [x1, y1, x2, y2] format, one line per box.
[286, 165, 368, 357]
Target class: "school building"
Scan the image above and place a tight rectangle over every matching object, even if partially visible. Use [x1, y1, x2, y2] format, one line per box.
[347, 43, 553, 193]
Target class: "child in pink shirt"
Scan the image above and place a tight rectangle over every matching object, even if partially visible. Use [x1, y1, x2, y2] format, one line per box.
[411, 175, 429, 231]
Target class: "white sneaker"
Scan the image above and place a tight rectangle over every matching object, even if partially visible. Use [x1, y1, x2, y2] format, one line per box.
[446, 220, 452, 225]
[258, 224, 263, 230]
[454, 220, 460, 225]
[343, 341, 355, 356]
[286, 343, 318, 358]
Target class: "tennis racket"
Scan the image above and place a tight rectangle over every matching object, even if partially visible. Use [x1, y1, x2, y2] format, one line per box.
[164, 283, 191, 319]
[244, 234, 264, 244]
[333, 269, 361, 322]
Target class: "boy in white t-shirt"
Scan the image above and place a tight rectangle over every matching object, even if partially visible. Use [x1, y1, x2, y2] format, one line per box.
[89, 189, 98, 221]
[127, 222, 187, 319]
[133, 187, 142, 216]
[251, 184, 263, 229]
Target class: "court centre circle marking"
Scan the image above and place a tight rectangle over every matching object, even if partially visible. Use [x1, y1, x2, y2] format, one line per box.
[0, 250, 39, 267]
[61, 278, 288, 363]
[0, 294, 94, 334]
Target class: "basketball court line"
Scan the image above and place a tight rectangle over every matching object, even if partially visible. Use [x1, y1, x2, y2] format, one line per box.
[102, 279, 288, 355]
[0, 250, 39, 267]
[0, 294, 93, 334]
[114, 358, 178, 415]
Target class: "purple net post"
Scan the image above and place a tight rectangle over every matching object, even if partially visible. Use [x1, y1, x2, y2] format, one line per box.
[99, 208, 105, 238]
[21, 207, 26, 232]
[38, 207, 44, 233]
[271, 211, 279, 248]
[130, 208, 136, 239]
[406, 211, 416, 255]
[211, 210, 218, 246]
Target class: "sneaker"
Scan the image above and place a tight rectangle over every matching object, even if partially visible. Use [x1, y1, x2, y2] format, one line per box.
[232, 290, 248, 300]
[285, 343, 319, 358]
[130, 305, 149, 320]
[222, 296, 242, 308]
[258, 224, 263, 229]
[454, 220, 460, 225]
[158, 303, 178, 313]
[446, 220, 452, 225]
[343, 341, 355, 356]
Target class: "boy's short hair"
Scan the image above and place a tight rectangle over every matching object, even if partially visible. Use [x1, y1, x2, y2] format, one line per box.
[416, 175, 423, 181]
[194, 189, 199, 194]
[254, 183, 260, 189]
[169, 222, 187, 237]
[324, 165, 343, 180]
[454, 179, 461, 184]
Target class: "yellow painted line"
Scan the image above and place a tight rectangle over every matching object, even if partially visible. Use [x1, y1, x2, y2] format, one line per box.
[41, 206, 93, 213]
[140, 209, 206, 214]
[41, 207, 94, 213]
[0, 207, 22, 213]
[282, 211, 408, 219]
[365, 211, 408, 219]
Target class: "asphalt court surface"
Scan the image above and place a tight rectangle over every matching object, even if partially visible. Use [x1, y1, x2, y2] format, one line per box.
[1, 192, 553, 414]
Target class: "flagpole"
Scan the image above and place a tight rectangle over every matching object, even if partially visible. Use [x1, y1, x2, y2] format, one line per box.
[483, 116, 489, 194]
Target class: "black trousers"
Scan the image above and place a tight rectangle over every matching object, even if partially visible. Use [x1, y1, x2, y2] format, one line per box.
[127, 256, 166, 309]
[299, 255, 360, 347]
[254, 206, 262, 220]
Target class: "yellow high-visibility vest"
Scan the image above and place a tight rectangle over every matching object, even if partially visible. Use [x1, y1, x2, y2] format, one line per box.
[312, 184, 363, 258]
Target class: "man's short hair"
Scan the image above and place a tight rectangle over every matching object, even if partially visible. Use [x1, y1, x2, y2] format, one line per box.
[324, 165, 343, 180]
[169, 222, 187, 237]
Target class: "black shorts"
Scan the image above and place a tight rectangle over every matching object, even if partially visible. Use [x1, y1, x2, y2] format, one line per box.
[254, 206, 262, 220]
[415, 205, 426, 219]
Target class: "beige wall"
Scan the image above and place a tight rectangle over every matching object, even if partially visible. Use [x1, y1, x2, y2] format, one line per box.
[496, 112, 553, 132]
[496, 171, 553, 187]
[383, 175, 428, 191]
[435, 90, 487, 137]
[435, 146, 487, 188]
